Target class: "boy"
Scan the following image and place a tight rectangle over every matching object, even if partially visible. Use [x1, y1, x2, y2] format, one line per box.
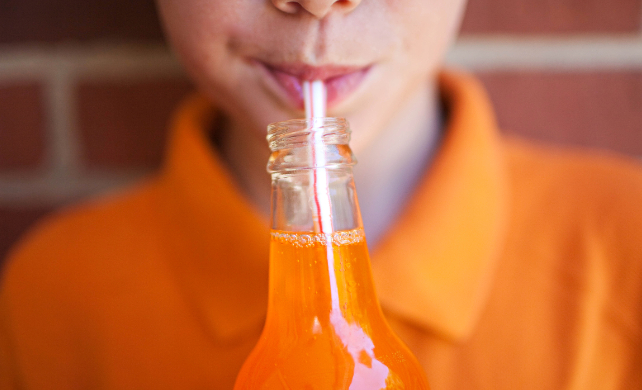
[2, 0, 641, 388]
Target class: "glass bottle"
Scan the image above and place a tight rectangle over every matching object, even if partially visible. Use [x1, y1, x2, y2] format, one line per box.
[234, 118, 430, 390]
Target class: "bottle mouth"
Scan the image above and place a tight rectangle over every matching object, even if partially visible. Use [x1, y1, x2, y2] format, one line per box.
[267, 117, 350, 152]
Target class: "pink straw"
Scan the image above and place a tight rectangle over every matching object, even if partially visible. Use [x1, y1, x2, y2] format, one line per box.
[303, 81, 341, 310]
[303, 80, 334, 235]
[304, 80, 326, 118]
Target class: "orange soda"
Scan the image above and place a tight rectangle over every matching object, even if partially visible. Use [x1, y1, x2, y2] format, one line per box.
[233, 229, 430, 389]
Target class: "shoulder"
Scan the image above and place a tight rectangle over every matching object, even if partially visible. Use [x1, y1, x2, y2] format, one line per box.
[0, 176, 178, 385]
[1, 177, 166, 309]
[502, 137, 642, 255]
[501, 138, 642, 335]
[503, 137, 642, 226]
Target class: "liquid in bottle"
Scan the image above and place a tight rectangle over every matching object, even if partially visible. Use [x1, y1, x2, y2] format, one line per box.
[233, 114, 431, 390]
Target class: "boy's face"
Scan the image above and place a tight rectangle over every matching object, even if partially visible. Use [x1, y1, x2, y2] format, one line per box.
[157, 0, 467, 145]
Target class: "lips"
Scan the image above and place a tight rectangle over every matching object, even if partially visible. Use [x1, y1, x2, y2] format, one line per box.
[257, 61, 370, 110]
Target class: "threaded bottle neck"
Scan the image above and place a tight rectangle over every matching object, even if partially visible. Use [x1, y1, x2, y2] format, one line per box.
[266, 117, 356, 174]
[266, 117, 362, 233]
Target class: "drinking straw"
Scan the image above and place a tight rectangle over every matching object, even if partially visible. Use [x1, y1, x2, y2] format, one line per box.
[303, 80, 341, 309]
[303, 83, 378, 366]
[304, 82, 367, 342]
[303, 80, 334, 235]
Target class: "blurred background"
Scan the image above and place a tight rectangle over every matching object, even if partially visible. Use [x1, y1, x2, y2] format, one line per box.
[0, 0, 641, 262]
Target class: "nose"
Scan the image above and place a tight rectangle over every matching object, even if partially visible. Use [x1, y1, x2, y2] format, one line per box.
[271, 0, 361, 19]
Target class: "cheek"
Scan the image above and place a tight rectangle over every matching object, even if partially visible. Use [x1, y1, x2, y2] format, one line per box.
[158, 0, 240, 75]
[393, 0, 466, 62]
[158, 0, 250, 104]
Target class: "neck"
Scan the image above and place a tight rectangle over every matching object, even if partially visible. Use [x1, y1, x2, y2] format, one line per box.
[353, 82, 443, 247]
[216, 82, 443, 246]
[214, 116, 272, 217]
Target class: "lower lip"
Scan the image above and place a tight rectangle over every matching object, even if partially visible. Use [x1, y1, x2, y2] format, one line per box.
[257, 63, 370, 111]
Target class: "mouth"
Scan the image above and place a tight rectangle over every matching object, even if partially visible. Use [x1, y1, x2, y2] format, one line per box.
[254, 60, 371, 111]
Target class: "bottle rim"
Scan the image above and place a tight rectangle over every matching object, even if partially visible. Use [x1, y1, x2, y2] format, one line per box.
[267, 117, 350, 152]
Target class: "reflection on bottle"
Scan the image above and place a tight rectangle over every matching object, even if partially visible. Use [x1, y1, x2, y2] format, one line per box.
[329, 308, 389, 389]
[324, 237, 390, 390]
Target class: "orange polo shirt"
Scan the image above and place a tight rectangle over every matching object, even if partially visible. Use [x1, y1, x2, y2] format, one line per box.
[2, 71, 642, 389]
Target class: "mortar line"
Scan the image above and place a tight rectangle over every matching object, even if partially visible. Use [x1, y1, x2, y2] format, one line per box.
[447, 35, 642, 70]
[46, 54, 82, 177]
[0, 171, 150, 206]
[0, 44, 184, 82]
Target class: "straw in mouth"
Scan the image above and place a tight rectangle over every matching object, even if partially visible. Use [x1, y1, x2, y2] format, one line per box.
[304, 79, 326, 119]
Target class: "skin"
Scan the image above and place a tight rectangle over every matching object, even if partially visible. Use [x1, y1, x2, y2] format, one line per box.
[156, 0, 468, 245]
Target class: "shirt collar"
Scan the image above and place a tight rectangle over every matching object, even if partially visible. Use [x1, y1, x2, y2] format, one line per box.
[159, 70, 508, 342]
[160, 97, 270, 342]
[372, 71, 509, 341]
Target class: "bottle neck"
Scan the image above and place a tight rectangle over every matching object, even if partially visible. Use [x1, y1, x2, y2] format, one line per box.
[266, 118, 379, 326]
[269, 167, 363, 233]
[267, 117, 360, 233]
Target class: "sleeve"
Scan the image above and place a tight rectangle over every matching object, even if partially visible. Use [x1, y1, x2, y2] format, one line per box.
[0, 230, 80, 390]
[0, 291, 21, 390]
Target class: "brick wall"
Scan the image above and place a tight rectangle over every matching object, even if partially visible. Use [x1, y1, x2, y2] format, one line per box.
[1, 0, 642, 262]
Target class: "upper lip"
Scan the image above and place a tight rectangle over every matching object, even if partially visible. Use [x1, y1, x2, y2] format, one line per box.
[260, 61, 367, 81]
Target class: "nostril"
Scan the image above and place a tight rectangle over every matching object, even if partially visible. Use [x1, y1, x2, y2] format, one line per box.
[273, 0, 361, 17]
[278, 1, 303, 14]
[334, 0, 360, 12]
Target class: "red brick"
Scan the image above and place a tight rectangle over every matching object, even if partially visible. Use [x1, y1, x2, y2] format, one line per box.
[0, 83, 46, 170]
[462, 0, 642, 34]
[77, 77, 193, 169]
[0, 0, 163, 43]
[477, 71, 642, 157]
[0, 206, 52, 266]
